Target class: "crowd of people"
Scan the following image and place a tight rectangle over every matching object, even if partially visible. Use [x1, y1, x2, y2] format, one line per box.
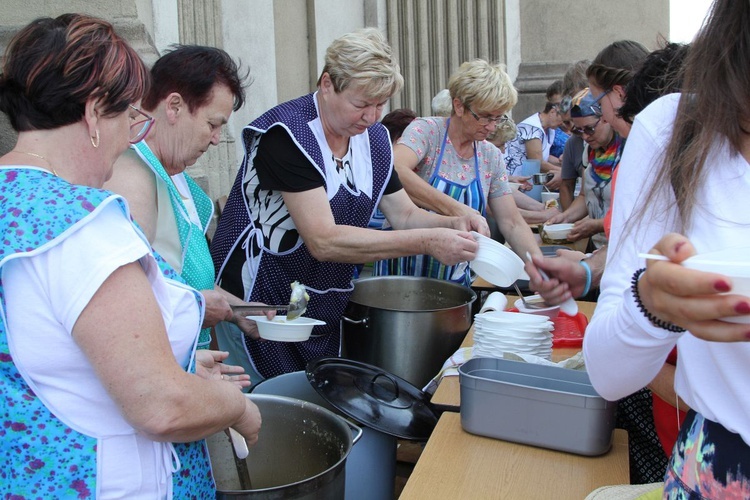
[1, 1, 748, 497]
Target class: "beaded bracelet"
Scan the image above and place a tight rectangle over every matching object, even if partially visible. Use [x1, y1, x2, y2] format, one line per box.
[631, 267, 686, 333]
[579, 259, 592, 297]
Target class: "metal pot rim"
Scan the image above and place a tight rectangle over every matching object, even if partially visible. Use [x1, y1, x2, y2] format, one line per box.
[349, 276, 476, 311]
[217, 394, 358, 494]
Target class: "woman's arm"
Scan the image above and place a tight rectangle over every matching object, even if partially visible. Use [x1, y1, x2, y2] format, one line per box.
[524, 138, 562, 177]
[568, 216, 604, 242]
[647, 361, 689, 412]
[282, 187, 480, 265]
[73, 262, 261, 444]
[546, 195, 587, 224]
[559, 178, 577, 210]
[582, 116, 686, 401]
[487, 194, 543, 259]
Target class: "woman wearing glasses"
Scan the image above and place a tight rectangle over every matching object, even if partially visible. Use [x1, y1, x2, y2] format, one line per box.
[0, 15, 261, 498]
[373, 58, 543, 286]
[105, 45, 266, 349]
[587, 40, 650, 139]
[545, 89, 624, 249]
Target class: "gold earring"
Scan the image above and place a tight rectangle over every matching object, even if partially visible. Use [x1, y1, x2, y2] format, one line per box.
[90, 130, 100, 149]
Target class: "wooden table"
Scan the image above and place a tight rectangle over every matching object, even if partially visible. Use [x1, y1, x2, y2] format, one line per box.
[400, 298, 630, 499]
[400, 414, 629, 499]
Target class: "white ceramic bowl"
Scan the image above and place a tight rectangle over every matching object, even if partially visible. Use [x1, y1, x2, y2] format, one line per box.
[248, 316, 326, 341]
[514, 295, 560, 319]
[682, 249, 750, 323]
[471, 232, 529, 287]
[543, 223, 575, 241]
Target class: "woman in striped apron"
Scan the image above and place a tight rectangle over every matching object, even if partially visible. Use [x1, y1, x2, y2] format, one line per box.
[373, 59, 542, 287]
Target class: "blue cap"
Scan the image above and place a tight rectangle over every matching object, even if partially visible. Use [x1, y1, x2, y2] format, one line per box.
[570, 88, 600, 118]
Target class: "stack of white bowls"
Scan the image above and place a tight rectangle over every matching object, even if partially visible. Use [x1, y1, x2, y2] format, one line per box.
[470, 231, 529, 287]
[473, 310, 554, 360]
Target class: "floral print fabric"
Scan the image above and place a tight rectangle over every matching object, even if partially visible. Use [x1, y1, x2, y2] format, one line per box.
[664, 410, 750, 499]
[0, 169, 116, 498]
[0, 168, 214, 499]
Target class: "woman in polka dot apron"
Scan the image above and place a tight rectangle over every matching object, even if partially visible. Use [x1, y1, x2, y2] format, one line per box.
[211, 28, 487, 382]
[373, 60, 543, 288]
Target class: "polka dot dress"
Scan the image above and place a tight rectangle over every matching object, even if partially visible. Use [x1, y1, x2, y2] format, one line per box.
[211, 93, 392, 378]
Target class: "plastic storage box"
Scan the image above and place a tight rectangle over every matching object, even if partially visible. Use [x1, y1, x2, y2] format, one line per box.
[458, 357, 617, 456]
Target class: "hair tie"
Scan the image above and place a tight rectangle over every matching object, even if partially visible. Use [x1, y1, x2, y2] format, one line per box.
[631, 268, 686, 333]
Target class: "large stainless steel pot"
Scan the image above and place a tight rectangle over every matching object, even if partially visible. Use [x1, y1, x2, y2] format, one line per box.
[209, 394, 362, 500]
[251, 372, 396, 500]
[341, 276, 476, 388]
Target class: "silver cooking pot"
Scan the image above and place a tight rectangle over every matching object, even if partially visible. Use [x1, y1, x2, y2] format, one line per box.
[250, 371, 396, 500]
[209, 394, 362, 500]
[341, 276, 476, 388]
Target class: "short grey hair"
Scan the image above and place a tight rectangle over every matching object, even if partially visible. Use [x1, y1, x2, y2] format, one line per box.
[317, 28, 403, 101]
[448, 59, 517, 115]
[431, 89, 453, 116]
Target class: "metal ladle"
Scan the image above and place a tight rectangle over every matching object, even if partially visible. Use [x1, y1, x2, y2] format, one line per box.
[230, 281, 309, 320]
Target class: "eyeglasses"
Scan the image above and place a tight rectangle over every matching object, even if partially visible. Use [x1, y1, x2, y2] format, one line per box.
[570, 118, 602, 137]
[129, 105, 155, 144]
[591, 89, 611, 106]
[464, 103, 509, 126]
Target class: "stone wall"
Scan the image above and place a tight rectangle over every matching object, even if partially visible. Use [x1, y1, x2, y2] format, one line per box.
[0, 0, 669, 235]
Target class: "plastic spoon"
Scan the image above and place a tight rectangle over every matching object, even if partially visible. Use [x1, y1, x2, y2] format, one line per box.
[638, 253, 670, 261]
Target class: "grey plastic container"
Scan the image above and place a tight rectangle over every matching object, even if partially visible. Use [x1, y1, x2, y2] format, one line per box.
[458, 357, 617, 456]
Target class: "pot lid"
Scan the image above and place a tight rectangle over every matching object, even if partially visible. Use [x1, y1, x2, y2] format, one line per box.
[306, 358, 440, 441]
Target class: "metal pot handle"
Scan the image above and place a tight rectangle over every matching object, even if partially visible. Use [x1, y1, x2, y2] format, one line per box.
[341, 314, 368, 327]
[346, 419, 364, 445]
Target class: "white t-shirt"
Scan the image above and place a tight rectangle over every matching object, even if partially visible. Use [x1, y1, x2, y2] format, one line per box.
[4, 202, 202, 498]
[584, 93, 750, 444]
[504, 112, 555, 176]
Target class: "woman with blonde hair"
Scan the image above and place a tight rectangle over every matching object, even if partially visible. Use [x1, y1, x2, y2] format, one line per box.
[211, 29, 484, 381]
[0, 14, 260, 498]
[372, 58, 544, 285]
